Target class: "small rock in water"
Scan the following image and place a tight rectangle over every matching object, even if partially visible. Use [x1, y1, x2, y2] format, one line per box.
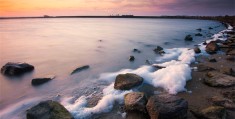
[209, 27, 213, 30]
[203, 41, 207, 45]
[184, 35, 193, 41]
[1, 62, 34, 76]
[133, 48, 141, 53]
[194, 47, 201, 54]
[153, 46, 165, 55]
[195, 33, 203, 36]
[206, 41, 219, 54]
[27, 100, 73, 119]
[114, 73, 143, 90]
[196, 28, 202, 32]
[71, 65, 90, 75]
[31, 76, 55, 86]
[129, 56, 135, 61]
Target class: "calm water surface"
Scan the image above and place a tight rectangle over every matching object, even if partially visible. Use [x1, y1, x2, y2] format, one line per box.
[0, 18, 225, 118]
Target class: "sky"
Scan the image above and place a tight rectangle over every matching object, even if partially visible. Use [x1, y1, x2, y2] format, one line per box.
[0, 0, 234, 17]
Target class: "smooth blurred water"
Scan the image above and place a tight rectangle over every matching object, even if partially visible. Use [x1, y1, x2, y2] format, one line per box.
[0, 18, 225, 118]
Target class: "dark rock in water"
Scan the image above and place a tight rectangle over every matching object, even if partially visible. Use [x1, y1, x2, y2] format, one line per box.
[204, 71, 235, 87]
[206, 41, 219, 54]
[145, 60, 151, 65]
[152, 64, 166, 69]
[195, 33, 203, 36]
[191, 106, 226, 119]
[209, 27, 213, 30]
[133, 49, 141, 53]
[210, 96, 235, 110]
[154, 46, 165, 55]
[71, 65, 89, 75]
[146, 94, 188, 119]
[208, 58, 217, 62]
[114, 73, 143, 90]
[203, 41, 207, 45]
[32, 76, 55, 86]
[1, 62, 34, 76]
[129, 56, 135, 61]
[196, 28, 202, 32]
[194, 47, 201, 54]
[27, 100, 73, 119]
[184, 35, 193, 41]
[124, 92, 147, 112]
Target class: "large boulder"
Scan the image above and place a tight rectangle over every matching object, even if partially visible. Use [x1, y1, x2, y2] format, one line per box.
[27, 100, 73, 119]
[124, 92, 147, 112]
[204, 71, 235, 87]
[1, 62, 34, 76]
[206, 41, 219, 54]
[146, 94, 188, 119]
[114, 73, 143, 90]
[191, 106, 226, 119]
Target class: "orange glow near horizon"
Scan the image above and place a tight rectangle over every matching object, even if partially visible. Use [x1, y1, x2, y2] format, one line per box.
[0, 0, 234, 17]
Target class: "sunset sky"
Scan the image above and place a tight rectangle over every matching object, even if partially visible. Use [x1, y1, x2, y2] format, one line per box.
[0, 0, 234, 17]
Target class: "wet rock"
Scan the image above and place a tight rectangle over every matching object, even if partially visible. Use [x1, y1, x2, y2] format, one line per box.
[152, 64, 166, 69]
[184, 35, 193, 41]
[219, 67, 234, 76]
[196, 64, 214, 72]
[195, 33, 203, 36]
[114, 73, 143, 90]
[226, 56, 235, 61]
[129, 56, 135, 61]
[226, 49, 235, 55]
[208, 58, 217, 62]
[31, 75, 55, 86]
[206, 41, 219, 54]
[222, 89, 235, 102]
[133, 49, 141, 53]
[27, 100, 73, 119]
[194, 47, 201, 54]
[191, 106, 226, 119]
[209, 27, 213, 30]
[196, 28, 202, 32]
[146, 94, 188, 119]
[210, 96, 235, 110]
[203, 41, 207, 45]
[204, 71, 235, 87]
[1, 62, 34, 76]
[124, 92, 147, 112]
[154, 46, 165, 55]
[71, 65, 90, 75]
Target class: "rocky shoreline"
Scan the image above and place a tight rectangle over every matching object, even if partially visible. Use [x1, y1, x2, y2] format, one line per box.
[1, 17, 234, 119]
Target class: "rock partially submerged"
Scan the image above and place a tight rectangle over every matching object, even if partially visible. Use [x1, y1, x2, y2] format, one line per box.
[195, 33, 203, 36]
[196, 28, 202, 32]
[146, 94, 188, 119]
[31, 75, 55, 86]
[114, 73, 143, 90]
[194, 47, 201, 54]
[1, 62, 34, 76]
[206, 41, 219, 54]
[133, 49, 141, 53]
[191, 106, 226, 119]
[153, 46, 165, 55]
[184, 35, 193, 41]
[129, 56, 135, 61]
[124, 92, 147, 112]
[204, 71, 235, 87]
[27, 100, 73, 119]
[71, 65, 89, 75]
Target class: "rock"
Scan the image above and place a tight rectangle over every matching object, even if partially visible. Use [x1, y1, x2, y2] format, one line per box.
[219, 67, 234, 76]
[191, 106, 226, 119]
[206, 41, 219, 54]
[31, 75, 55, 86]
[1, 62, 34, 76]
[129, 56, 135, 61]
[146, 94, 188, 119]
[194, 47, 201, 54]
[222, 89, 235, 102]
[71, 65, 89, 75]
[152, 64, 166, 69]
[208, 58, 217, 62]
[226, 55, 235, 61]
[27, 100, 73, 119]
[154, 46, 165, 55]
[203, 41, 207, 45]
[196, 28, 202, 32]
[133, 49, 141, 53]
[184, 35, 193, 41]
[114, 73, 143, 90]
[124, 92, 147, 112]
[226, 49, 235, 55]
[210, 96, 235, 110]
[196, 64, 214, 72]
[209, 27, 213, 30]
[204, 71, 235, 87]
[195, 33, 203, 36]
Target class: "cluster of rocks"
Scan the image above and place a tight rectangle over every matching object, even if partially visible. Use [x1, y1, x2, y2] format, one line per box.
[113, 73, 189, 119]
[153, 46, 165, 55]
